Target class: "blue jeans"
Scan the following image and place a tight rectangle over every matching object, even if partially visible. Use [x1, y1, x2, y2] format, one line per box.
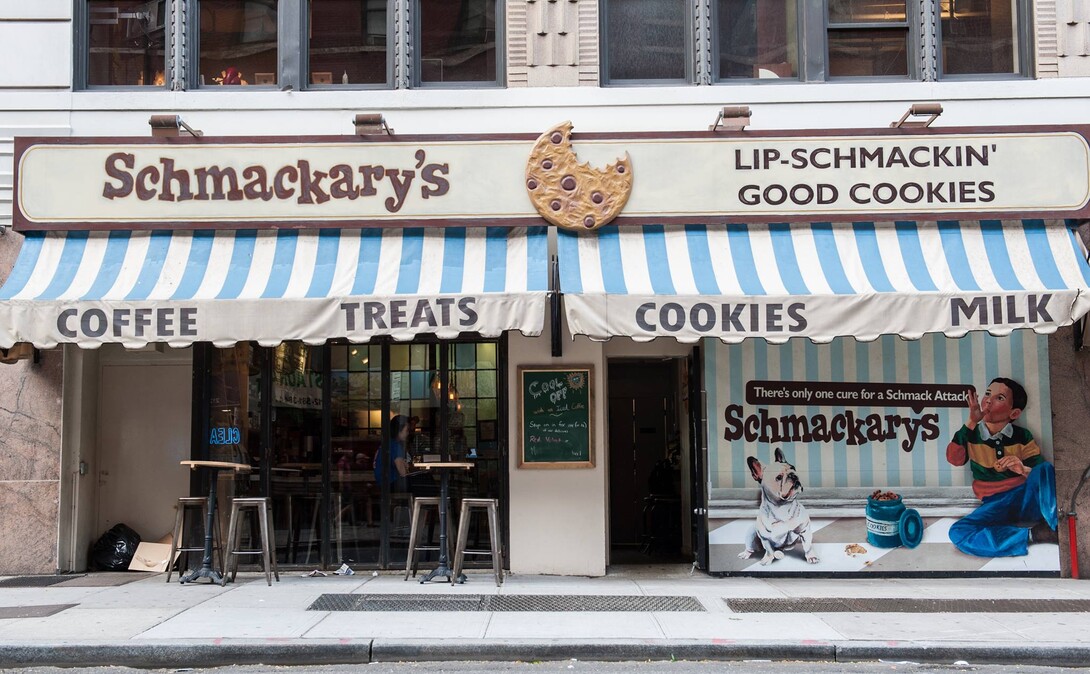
[949, 462, 1058, 558]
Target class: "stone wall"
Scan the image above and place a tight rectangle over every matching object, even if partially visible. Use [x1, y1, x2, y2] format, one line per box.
[0, 230, 62, 574]
[1048, 326, 1090, 577]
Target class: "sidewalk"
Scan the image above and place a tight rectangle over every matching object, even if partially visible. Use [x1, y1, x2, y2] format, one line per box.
[1, 565, 1090, 668]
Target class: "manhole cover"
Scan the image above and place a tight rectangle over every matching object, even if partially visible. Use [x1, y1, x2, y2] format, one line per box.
[0, 604, 77, 619]
[0, 575, 85, 588]
[725, 598, 1090, 613]
[309, 593, 704, 612]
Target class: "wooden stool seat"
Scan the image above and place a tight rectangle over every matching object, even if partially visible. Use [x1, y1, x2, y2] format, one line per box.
[404, 496, 455, 580]
[222, 497, 279, 586]
[167, 497, 222, 583]
[453, 498, 503, 586]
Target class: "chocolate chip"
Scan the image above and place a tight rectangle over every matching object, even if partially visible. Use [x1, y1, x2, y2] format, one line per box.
[561, 176, 576, 191]
[550, 132, 563, 144]
[583, 216, 595, 228]
[591, 192, 604, 204]
[616, 165, 626, 174]
[527, 179, 538, 189]
[550, 200, 561, 211]
[542, 159, 553, 170]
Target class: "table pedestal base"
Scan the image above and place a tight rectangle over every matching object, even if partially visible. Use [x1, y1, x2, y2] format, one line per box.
[180, 567, 224, 584]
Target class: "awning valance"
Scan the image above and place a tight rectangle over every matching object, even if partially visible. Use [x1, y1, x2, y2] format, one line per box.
[0, 227, 549, 349]
[557, 221, 1090, 343]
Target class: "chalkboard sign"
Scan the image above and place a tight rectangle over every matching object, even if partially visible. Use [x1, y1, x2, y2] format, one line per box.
[518, 365, 595, 468]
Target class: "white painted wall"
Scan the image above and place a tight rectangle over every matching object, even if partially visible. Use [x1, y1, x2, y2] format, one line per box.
[95, 346, 192, 543]
[508, 315, 608, 576]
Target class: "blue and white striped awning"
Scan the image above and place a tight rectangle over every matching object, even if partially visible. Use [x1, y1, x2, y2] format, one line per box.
[0, 227, 549, 348]
[558, 220, 1090, 343]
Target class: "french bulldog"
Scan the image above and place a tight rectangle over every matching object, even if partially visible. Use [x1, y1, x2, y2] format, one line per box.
[738, 448, 819, 565]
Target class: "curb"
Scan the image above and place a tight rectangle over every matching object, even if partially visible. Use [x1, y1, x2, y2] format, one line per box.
[371, 639, 837, 662]
[2, 640, 1090, 668]
[836, 641, 1090, 668]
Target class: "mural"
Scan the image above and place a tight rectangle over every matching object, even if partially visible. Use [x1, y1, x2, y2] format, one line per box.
[706, 331, 1060, 573]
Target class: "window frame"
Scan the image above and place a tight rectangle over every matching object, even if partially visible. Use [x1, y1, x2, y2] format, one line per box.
[709, 0, 807, 83]
[187, 0, 284, 90]
[301, 0, 395, 91]
[75, 0, 173, 90]
[934, 0, 1033, 80]
[605, 0, 1031, 86]
[823, 0, 923, 81]
[600, 0, 695, 86]
[411, 0, 505, 89]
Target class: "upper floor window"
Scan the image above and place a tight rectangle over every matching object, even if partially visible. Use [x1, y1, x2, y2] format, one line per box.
[602, 0, 689, 84]
[417, 0, 499, 85]
[601, 0, 1028, 84]
[308, 0, 390, 86]
[939, 0, 1020, 75]
[188, 0, 501, 89]
[198, 0, 278, 86]
[78, 0, 169, 87]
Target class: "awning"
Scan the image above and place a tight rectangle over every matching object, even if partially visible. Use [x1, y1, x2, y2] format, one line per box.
[558, 221, 1090, 343]
[0, 227, 549, 349]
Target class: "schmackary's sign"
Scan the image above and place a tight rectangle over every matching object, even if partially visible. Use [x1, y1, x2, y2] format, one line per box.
[12, 125, 1090, 230]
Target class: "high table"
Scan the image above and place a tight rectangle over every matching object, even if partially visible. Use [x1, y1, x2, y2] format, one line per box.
[414, 461, 473, 584]
[178, 460, 251, 584]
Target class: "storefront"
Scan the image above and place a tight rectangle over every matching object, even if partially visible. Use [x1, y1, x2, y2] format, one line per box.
[3, 121, 1090, 575]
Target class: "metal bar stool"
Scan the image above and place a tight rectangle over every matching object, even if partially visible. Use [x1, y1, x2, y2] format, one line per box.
[222, 497, 279, 586]
[166, 496, 222, 583]
[404, 496, 455, 580]
[452, 498, 503, 586]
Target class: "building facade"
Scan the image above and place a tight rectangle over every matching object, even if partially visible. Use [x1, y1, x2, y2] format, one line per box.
[2, 0, 1090, 577]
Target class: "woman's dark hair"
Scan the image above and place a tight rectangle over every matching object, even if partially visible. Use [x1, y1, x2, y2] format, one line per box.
[389, 414, 410, 437]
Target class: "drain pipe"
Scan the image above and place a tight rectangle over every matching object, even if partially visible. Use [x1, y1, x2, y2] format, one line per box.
[1066, 464, 1090, 579]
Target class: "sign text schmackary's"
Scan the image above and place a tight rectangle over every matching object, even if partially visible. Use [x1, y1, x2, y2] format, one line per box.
[102, 151, 451, 213]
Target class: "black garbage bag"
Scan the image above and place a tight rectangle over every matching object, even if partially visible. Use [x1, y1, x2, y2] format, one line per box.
[89, 523, 142, 571]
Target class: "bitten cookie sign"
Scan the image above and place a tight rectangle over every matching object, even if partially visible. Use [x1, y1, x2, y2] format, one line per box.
[524, 121, 633, 230]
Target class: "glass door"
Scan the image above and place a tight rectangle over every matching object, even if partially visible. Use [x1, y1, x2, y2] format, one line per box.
[330, 343, 384, 566]
[268, 343, 325, 565]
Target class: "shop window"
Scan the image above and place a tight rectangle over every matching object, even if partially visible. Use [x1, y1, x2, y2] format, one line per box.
[198, 339, 502, 569]
[77, 0, 169, 87]
[416, 0, 501, 85]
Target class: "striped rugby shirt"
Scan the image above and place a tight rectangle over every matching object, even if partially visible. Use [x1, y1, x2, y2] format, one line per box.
[946, 423, 1045, 499]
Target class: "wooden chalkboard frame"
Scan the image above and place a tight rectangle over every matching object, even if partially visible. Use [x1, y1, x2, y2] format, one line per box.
[517, 365, 595, 469]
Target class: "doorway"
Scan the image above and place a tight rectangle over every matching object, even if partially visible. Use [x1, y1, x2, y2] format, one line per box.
[607, 360, 686, 564]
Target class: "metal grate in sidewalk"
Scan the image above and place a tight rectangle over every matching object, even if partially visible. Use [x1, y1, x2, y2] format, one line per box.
[309, 593, 705, 612]
[0, 575, 84, 588]
[726, 597, 1090, 613]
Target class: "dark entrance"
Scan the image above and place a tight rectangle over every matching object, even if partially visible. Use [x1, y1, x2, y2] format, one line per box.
[607, 360, 686, 564]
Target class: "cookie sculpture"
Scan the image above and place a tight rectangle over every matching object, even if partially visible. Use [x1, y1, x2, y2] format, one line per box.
[525, 121, 633, 230]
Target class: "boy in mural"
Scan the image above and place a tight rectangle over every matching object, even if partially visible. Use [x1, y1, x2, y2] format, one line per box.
[946, 377, 1059, 557]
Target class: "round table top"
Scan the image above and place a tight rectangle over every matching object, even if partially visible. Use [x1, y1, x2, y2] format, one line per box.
[180, 460, 252, 471]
